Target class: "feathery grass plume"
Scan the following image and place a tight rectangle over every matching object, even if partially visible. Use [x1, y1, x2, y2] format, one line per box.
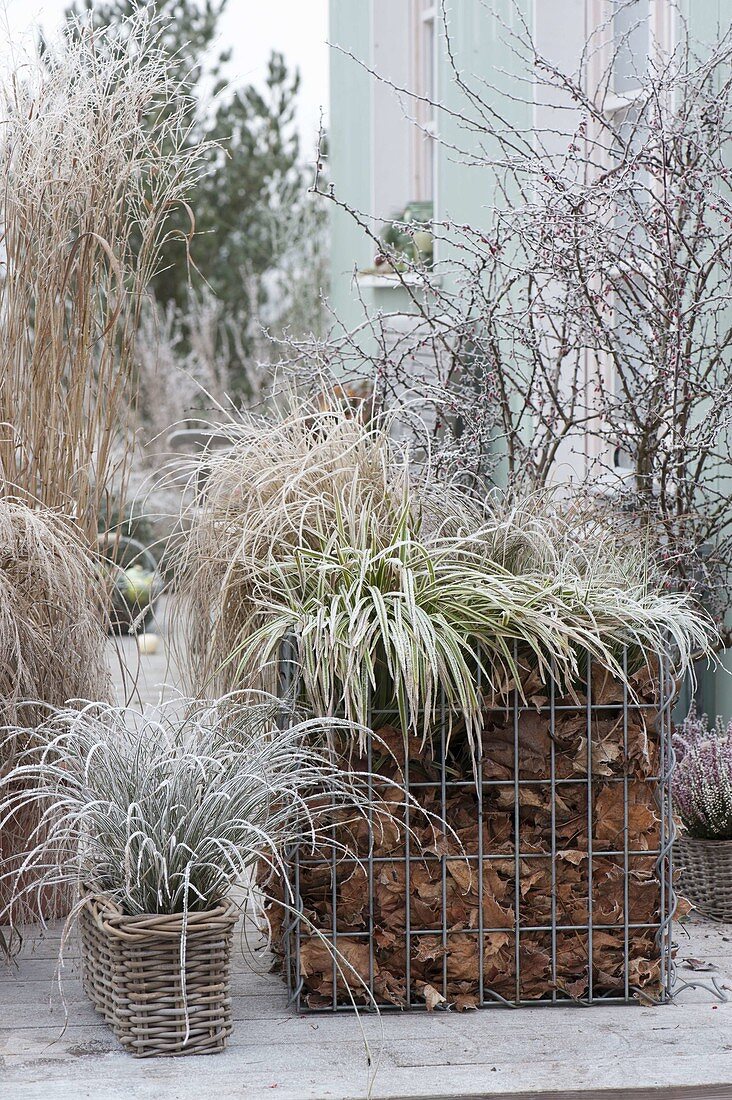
[0, 8, 209, 543]
[174, 399, 715, 750]
[0, 502, 111, 729]
[0, 501, 111, 938]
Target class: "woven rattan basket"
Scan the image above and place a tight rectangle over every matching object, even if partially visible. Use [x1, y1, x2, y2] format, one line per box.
[79, 893, 238, 1057]
[675, 835, 732, 922]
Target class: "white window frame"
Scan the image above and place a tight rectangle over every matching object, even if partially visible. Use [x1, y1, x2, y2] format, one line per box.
[410, 0, 437, 204]
[582, 0, 675, 473]
[589, 0, 676, 117]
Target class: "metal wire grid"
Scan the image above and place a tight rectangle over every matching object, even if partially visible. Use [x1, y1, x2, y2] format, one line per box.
[278, 641, 676, 1012]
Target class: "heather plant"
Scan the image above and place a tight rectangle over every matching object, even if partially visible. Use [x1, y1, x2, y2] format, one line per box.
[673, 707, 732, 840]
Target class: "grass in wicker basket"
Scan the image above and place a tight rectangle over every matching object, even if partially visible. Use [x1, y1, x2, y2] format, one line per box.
[174, 399, 715, 749]
[0, 697, 408, 1054]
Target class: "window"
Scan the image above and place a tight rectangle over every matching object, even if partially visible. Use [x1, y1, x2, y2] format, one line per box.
[411, 0, 437, 204]
[612, 0, 649, 96]
[582, 1, 675, 471]
[598, 0, 675, 117]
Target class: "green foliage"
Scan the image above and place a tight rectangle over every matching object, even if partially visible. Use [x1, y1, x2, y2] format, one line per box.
[377, 202, 434, 271]
[192, 52, 302, 308]
[97, 496, 158, 557]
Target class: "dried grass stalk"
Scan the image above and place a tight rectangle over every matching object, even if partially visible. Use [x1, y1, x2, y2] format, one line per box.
[0, 501, 110, 925]
[0, 10, 208, 541]
[0, 503, 110, 729]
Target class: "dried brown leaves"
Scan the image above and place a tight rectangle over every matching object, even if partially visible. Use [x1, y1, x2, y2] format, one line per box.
[269, 665, 672, 1009]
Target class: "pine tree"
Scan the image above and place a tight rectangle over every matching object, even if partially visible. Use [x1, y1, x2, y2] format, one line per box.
[64, 1, 305, 338]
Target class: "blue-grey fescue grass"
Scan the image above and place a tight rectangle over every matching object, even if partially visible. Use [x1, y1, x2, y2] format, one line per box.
[0, 696, 393, 923]
[0, 696, 415, 1066]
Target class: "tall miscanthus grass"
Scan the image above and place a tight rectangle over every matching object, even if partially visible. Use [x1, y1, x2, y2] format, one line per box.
[0, 9, 203, 947]
[0, 697, 389, 923]
[174, 401, 714, 750]
[0, 10, 208, 543]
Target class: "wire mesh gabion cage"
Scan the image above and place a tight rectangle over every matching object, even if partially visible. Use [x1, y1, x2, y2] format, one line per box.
[268, 641, 677, 1012]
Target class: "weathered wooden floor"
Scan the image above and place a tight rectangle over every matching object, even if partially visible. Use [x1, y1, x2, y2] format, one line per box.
[106, 602, 180, 710]
[1, 918, 731, 1100]
[1, 617, 732, 1099]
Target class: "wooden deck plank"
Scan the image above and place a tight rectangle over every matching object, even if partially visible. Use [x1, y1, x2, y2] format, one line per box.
[3, 635, 731, 1098]
[2, 916, 731, 1099]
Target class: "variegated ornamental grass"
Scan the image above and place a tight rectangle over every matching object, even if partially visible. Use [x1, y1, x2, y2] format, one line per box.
[175, 401, 715, 750]
[0, 697, 389, 923]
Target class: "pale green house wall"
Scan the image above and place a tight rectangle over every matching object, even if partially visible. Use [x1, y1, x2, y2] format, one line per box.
[328, 1, 373, 326]
[684, 0, 732, 719]
[328, 0, 732, 717]
[329, 0, 726, 303]
[328, 0, 533, 327]
[436, 1, 529, 252]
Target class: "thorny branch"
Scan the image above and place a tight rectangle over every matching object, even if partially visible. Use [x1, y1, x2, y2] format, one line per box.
[296, 2, 732, 638]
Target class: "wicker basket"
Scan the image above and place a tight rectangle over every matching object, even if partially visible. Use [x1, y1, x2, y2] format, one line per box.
[79, 893, 238, 1057]
[675, 835, 732, 922]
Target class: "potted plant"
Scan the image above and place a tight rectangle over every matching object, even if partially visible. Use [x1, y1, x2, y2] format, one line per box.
[0, 696, 383, 1055]
[673, 707, 732, 921]
[360, 202, 434, 276]
[175, 400, 714, 1008]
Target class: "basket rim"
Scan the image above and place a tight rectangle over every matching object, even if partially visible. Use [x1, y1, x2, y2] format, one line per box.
[80, 889, 239, 937]
[675, 833, 732, 849]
